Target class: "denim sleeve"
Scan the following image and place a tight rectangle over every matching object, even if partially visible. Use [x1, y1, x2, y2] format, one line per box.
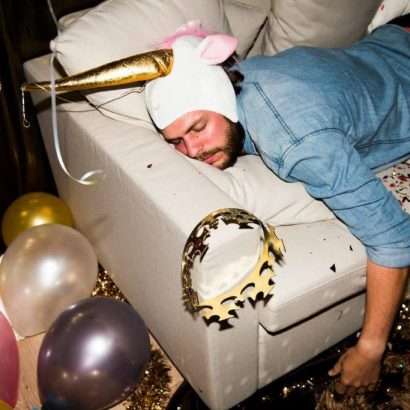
[275, 129, 410, 268]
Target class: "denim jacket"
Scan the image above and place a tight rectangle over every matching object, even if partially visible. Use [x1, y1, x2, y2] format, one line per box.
[237, 25, 410, 267]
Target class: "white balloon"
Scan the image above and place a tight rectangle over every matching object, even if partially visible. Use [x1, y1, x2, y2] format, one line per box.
[0, 224, 98, 336]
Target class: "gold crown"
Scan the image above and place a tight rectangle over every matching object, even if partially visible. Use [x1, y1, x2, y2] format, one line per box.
[181, 208, 284, 321]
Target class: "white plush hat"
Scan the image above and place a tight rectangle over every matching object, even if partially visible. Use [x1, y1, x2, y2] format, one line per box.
[145, 35, 238, 129]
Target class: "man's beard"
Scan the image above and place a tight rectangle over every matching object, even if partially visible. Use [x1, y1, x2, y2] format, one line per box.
[197, 121, 244, 169]
[223, 120, 245, 168]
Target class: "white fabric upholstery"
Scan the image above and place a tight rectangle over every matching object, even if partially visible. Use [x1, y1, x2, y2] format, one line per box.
[263, 0, 382, 55]
[57, 7, 90, 28]
[191, 156, 335, 226]
[258, 294, 366, 386]
[260, 221, 367, 332]
[24, 2, 409, 408]
[57, 0, 268, 58]
[223, 0, 270, 56]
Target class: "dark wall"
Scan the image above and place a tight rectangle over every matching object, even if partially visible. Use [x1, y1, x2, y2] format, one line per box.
[0, 0, 102, 252]
[10, 0, 103, 61]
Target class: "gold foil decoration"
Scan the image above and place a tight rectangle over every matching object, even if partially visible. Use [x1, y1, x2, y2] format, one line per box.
[0, 400, 12, 410]
[21, 49, 173, 92]
[182, 208, 284, 321]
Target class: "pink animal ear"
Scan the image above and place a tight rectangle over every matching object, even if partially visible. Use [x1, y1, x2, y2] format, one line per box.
[197, 34, 238, 65]
[160, 20, 210, 48]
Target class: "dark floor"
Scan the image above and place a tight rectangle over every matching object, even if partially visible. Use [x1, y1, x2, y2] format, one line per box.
[168, 300, 410, 410]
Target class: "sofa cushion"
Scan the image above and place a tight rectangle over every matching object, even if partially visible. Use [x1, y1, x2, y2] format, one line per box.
[57, 1, 270, 58]
[58, 8, 91, 29]
[263, 0, 382, 55]
[223, 0, 270, 56]
[259, 220, 367, 332]
[51, 0, 230, 126]
[190, 155, 335, 226]
[258, 159, 410, 332]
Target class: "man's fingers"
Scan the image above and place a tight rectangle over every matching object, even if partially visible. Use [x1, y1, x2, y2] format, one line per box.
[328, 357, 343, 376]
[328, 345, 382, 398]
[335, 381, 346, 395]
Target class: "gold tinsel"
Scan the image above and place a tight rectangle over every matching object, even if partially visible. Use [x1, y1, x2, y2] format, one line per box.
[315, 300, 410, 410]
[315, 351, 410, 410]
[124, 349, 172, 410]
[92, 268, 172, 409]
[92, 268, 128, 302]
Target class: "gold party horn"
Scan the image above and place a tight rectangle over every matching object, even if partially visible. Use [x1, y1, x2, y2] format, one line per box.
[21, 49, 173, 92]
[0, 400, 13, 410]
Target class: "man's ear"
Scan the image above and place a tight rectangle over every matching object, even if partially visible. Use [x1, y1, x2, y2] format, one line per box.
[197, 34, 238, 65]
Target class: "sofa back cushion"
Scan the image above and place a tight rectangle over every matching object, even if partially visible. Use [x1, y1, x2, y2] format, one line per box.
[223, 0, 270, 56]
[263, 0, 382, 55]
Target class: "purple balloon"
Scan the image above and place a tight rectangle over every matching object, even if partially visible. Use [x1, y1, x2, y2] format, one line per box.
[0, 312, 19, 408]
[37, 297, 150, 410]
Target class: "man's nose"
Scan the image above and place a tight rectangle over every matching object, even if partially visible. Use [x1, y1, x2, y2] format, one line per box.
[184, 136, 202, 158]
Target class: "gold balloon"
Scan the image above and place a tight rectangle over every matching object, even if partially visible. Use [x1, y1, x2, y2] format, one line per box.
[0, 400, 12, 410]
[1, 192, 74, 246]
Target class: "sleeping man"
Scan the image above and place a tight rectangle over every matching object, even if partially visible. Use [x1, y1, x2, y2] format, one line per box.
[144, 24, 410, 391]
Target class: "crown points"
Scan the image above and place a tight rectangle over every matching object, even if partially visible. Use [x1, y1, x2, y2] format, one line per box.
[181, 208, 283, 323]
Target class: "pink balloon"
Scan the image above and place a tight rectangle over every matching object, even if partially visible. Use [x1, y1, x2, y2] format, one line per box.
[0, 312, 19, 408]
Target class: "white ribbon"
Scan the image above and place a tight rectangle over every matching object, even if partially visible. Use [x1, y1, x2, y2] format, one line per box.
[49, 53, 104, 186]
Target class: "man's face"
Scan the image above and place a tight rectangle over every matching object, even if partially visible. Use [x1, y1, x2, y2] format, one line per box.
[162, 110, 243, 169]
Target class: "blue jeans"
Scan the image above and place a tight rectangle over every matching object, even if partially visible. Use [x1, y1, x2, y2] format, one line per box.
[238, 25, 410, 267]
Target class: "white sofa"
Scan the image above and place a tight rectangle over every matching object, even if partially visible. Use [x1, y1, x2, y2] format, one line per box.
[23, 0, 410, 408]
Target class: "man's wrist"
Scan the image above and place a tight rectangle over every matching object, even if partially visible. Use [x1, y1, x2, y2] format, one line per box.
[357, 336, 386, 359]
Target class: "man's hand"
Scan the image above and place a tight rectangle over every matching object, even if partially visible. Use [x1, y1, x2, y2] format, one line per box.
[328, 343, 382, 392]
[328, 260, 408, 394]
